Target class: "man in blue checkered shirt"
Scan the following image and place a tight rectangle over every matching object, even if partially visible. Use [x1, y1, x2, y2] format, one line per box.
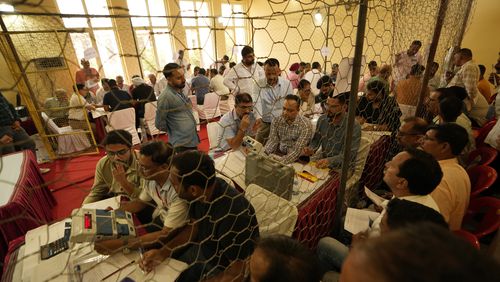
[0, 92, 35, 155]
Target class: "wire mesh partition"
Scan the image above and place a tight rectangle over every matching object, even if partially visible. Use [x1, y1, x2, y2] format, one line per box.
[0, 0, 474, 281]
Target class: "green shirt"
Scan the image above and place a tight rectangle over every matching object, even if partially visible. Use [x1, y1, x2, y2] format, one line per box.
[82, 153, 142, 204]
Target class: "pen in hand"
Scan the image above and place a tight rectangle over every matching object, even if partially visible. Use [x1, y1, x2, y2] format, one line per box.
[138, 247, 146, 274]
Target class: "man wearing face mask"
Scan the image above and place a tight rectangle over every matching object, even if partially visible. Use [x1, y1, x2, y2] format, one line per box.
[302, 92, 361, 169]
[94, 141, 189, 254]
[82, 130, 142, 204]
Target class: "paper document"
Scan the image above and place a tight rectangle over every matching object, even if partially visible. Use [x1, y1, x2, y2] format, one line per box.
[127, 258, 188, 282]
[364, 187, 385, 207]
[78, 252, 135, 281]
[91, 108, 107, 119]
[82, 195, 121, 210]
[344, 208, 380, 234]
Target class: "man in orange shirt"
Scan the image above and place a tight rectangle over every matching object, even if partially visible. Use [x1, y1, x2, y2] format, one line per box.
[420, 123, 471, 230]
[477, 64, 494, 103]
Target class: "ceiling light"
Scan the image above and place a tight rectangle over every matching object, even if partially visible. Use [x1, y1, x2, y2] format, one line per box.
[314, 11, 322, 23]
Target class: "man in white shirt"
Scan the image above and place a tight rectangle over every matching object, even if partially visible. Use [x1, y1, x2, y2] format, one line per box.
[253, 58, 294, 144]
[95, 78, 110, 105]
[116, 75, 130, 94]
[393, 40, 423, 86]
[304, 61, 322, 95]
[94, 141, 189, 254]
[223, 45, 265, 95]
[316, 148, 443, 273]
[174, 49, 189, 73]
[209, 68, 230, 97]
[155, 75, 168, 97]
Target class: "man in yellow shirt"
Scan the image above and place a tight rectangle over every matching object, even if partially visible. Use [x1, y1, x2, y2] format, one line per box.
[477, 64, 494, 103]
[420, 123, 471, 230]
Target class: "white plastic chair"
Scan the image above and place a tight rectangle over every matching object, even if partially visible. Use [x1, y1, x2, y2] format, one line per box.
[206, 122, 223, 150]
[189, 95, 201, 132]
[106, 108, 141, 145]
[143, 101, 164, 136]
[245, 183, 298, 236]
[198, 92, 221, 120]
[41, 112, 91, 155]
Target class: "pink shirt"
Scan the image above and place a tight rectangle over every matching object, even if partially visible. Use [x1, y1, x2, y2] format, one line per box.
[287, 71, 300, 89]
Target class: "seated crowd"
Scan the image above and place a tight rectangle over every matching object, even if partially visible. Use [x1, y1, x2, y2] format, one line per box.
[63, 41, 500, 281]
[4, 41, 499, 281]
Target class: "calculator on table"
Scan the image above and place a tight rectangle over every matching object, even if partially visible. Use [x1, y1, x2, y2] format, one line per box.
[40, 221, 71, 260]
[40, 238, 69, 260]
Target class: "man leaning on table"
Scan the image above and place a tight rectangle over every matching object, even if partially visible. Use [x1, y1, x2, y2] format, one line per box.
[302, 92, 361, 169]
[82, 130, 141, 204]
[264, 94, 313, 164]
[217, 92, 259, 151]
[94, 141, 188, 254]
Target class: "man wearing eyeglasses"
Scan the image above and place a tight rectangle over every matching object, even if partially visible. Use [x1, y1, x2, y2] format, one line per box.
[94, 141, 188, 254]
[217, 93, 258, 151]
[82, 130, 141, 204]
[396, 117, 428, 149]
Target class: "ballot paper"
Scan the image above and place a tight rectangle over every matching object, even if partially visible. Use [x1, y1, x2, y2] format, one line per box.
[344, 207, 380, 234]
[364, 186, 386, 207]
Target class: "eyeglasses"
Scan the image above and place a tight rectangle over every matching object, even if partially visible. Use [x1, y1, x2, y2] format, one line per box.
[237, 105, 254, 110]
[106, 149, 129, 156]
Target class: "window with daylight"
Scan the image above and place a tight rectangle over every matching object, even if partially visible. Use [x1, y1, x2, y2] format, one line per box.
[127, 0, 173, 76]
[56, 0, 125, 79]
[179, 1, 215, 68]
[220, 3, 247, 62]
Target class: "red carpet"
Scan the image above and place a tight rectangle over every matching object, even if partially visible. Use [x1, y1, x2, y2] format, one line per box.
[43, 123, 210, 220]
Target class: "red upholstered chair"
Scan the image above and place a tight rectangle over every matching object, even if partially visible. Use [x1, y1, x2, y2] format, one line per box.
[475, 119, 497, 147]
[462, 196, 500, 239]
[466, 146, 498, 167]
[453, 229, 480, 250]
[467, 165, 497, 197]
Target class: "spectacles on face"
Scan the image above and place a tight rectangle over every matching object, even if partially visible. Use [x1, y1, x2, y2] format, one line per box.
[106, 149, 129, 156]
[237, 105, 254, 111]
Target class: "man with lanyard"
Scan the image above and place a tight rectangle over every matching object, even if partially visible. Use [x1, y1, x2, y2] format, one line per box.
[156, 63, 199, 153]
[94, 141, 189, 254]
[217, 93, 258, 151]
[253, 58, 294, 144]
